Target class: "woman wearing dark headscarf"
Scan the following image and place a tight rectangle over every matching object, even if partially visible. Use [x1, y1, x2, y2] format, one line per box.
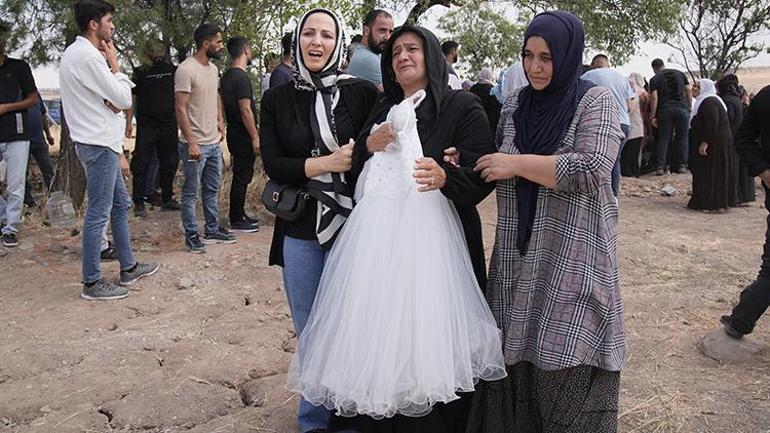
[466, 11, 626, 433]
[259, 8, 378, 433]
[312, 25, 499, 433]
[718, 74, 756, 206]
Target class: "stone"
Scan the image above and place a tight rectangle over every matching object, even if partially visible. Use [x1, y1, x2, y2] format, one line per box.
[661, 185, 677, 196]
[238, 380, 266, 407]
[699, 327, 767, 363]
[177, 277, 195, 290]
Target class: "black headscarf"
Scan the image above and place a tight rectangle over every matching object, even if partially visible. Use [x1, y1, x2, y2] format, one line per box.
[380, 25, 448, 123]
[513, 11, 594, 256]
[716, 74, 740, 97]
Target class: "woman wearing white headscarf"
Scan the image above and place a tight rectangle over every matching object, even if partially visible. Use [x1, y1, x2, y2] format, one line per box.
[688, 78, 735, 211]
[470, 67, 503, 131]
[259, 8, 379, 432]
[620, 72, 649, 177]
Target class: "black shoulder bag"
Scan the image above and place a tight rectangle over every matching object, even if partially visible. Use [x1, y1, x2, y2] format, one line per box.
[260, 180, 311, 222]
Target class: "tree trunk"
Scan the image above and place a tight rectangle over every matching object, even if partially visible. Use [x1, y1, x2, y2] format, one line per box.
[405, 0, 454, 25]
[52, 108, 86, 209]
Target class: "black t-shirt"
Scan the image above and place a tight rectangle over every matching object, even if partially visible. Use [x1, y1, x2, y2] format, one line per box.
[0, 57, 37, 142]
[650, 69, 689, 111]
[132, 61, 177, 128]
[220, 67, 256, 150]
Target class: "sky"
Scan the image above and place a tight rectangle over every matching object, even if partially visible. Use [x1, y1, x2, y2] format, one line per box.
[27, 4, 770, 89]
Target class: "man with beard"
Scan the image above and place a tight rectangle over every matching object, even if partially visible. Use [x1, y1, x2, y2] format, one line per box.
[175, 23, 236, 253]
[220, 36, 260, 233]
[127, 38, 180, 217]
[442, 40, 463, 90]
[345, 9, 393, 91]
[60, 0, 159, 300]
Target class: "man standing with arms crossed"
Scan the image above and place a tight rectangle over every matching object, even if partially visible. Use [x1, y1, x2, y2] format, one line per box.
[220, 36, 260, 233]
[175, 23, 236, 253]
[60, 0, 158, 300]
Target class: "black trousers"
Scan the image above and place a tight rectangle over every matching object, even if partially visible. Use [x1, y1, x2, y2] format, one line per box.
[729, 191, 770, 334]
[228, 142, 256, 222]
[620, 137, 643, 177]
[130, 124, 178, 205]
[24, 141, 55, 204]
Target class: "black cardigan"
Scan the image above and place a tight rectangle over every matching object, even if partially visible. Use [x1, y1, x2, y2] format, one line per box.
[260, 79, 379, 266]
[352, 89, 496, 289]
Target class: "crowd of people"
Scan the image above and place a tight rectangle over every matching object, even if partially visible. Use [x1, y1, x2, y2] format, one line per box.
[1, 0, 770, 432]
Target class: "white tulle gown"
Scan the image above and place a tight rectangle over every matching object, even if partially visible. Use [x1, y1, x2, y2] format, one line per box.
[286, 90, 506, 420]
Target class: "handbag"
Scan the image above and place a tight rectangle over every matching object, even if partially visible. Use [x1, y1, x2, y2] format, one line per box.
[260, 180, 310, 222]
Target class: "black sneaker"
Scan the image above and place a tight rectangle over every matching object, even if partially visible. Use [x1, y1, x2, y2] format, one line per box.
[185, 232, 206, 254]
[81, 279, 130, 301]
[2, 232, 19, 247]
[655, 168, 664, 176]
[119, 262, 160, 286]
[230, 219, 260, 233]
[203, 228, 237, 244]
[100, 244, 119, 261]
[134, 204, 149, 218]
[161, 199, 181, 211]
[720, 315, 745, 340]
[244, 214, 260, 225]
[145, 191, 163, 207]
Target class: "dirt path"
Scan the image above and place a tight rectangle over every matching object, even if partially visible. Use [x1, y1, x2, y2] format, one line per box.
[1, 172, 769, 433]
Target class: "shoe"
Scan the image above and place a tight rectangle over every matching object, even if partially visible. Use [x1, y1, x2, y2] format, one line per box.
[161, 199, 181, 211]
[185, 232, 206, 254]
[720, 315, 744, 340]
[674, 166, 690, 174]
[134, 204, 149, 218]
[81, 279, 130, 301]
[100, 244, 119, 261]
[655, 168, 664, 176]
[145, 191, 163, 207]
[203, 228, 237, 244]
[119, 262, 160, 286]
[2, 232, 19, 247]
[230, 219, 260, 233]
[244, 214, 260, 225]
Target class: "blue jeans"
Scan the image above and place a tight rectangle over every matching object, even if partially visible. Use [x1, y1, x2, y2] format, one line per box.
[282, 236, 331, 432]
[76, 143, 135, 283]
[179, 142, 222, 235]
[656, 106, 691, 171]
[0, 140, 30, 235]
[612, 124, 630, 197]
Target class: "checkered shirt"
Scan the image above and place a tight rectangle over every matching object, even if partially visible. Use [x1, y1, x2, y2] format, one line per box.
[487, 86, 626, 371]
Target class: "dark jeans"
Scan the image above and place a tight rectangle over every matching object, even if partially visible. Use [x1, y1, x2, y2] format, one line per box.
[656, 106, 690, 171]
[611, 124, 629, 196]
[228, 144, 256, 222]
[130, 124, 179, 206]
[728, 195, 770, 335]
[24, 141, 54, 203]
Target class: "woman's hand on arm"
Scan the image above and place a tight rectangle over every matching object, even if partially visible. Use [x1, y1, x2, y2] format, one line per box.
[474, 153, 558, 188]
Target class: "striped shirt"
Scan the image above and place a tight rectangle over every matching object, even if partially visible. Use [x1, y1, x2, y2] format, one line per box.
[487, 86, 627, 372]
[60, 36, 134, 153]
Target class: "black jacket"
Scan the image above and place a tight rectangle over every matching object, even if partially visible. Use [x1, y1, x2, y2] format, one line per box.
[259, 79, 379, 266]
[734, 85, 770, 208]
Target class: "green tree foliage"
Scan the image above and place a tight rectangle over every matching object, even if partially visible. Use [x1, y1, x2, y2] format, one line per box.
[665, 0, 770, 79]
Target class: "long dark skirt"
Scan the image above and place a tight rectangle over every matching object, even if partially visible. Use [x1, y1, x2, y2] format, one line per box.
[328, 392, 473, 433]
[732, 145, 757, 205]
[466, 362, 620, 433]
[620, 137, 643, 177]
[688, 139, 735, 211]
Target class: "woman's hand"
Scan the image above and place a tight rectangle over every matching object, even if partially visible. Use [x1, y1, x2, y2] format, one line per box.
[474, 153, 517, 182]
[698, 142, 708, 156]
[324, 140, 354, 173]
[443, 147, 460, 167]
[366, 123, 396, 153]
[414, 157, 447, 192]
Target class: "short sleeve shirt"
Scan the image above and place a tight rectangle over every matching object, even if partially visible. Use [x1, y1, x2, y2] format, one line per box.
[132, 61, 177, 128]
[345, 45, 382, 86]
[581, 68, 636, 126]
[0, 57, 38, 142]
[174, 57, 220, 144]
[650, 69, 690, 111]
[220, 67, 256, 150]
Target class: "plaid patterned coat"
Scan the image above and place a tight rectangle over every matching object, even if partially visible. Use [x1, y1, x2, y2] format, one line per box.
[487, 86, 626, 371]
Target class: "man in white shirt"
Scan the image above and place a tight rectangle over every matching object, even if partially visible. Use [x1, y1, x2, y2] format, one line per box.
[442, 40, 463, 90]
[60, 0, 159, 301]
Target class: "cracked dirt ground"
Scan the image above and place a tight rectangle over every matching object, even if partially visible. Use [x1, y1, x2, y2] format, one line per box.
[1, 173, 769, 432]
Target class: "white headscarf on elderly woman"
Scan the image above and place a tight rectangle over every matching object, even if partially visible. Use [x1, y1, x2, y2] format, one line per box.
[691, 78, 727, 122]
[477, 67, 495, 85]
